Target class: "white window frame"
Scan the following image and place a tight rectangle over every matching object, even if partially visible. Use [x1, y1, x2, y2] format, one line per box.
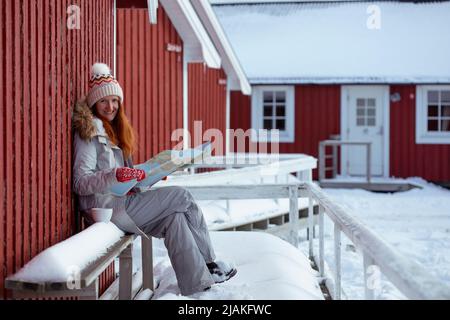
[251, 85, 295, 143]
[416, 85, 450, 144]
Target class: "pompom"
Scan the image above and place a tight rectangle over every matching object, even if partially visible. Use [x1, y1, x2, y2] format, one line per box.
[91, 62, 111, 77]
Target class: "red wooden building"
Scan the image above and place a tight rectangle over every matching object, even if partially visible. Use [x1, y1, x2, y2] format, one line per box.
[213, 0, 450, 184]
[0, 0, 249, 299]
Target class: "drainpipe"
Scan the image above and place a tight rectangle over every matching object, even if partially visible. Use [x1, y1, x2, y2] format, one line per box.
[113, 0, 117, 75]
[225, 80, 231, 155]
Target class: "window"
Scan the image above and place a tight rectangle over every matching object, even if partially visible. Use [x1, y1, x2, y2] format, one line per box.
[356, 98, 376, 127]
[251, 86, 295, 142]
[416, 85, 450, 144]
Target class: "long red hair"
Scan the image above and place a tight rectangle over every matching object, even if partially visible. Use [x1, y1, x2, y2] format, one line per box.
[93, 102, 137, 159]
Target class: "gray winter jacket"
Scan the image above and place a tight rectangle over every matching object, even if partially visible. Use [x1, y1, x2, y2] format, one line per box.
[72, 100, 148, 238]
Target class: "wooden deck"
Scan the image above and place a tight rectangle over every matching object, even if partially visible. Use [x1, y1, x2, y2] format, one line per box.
[211, 205, 319, 239]
[319, 179, 422, 192]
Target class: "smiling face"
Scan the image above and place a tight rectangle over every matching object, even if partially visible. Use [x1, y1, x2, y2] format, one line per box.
[94, 95, 120, 122]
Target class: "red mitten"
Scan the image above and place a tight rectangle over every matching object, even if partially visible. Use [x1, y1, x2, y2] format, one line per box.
[116, 167, 146, 183]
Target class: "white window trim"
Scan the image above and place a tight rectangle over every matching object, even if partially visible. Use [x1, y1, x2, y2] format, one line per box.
[251, 85, 295, 143]
[416, 85, 450, 144]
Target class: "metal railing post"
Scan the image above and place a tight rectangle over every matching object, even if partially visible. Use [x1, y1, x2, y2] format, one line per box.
[141, 237, 154, 291]
[363, 252, 376, 300]
[366, 143, 371, 184]
[274, 175, 279, 205]
[319, 205, 325, 278]
[319, 142, 325, 182]
[332, 144, 338, 178]
[334, 224, 342, 300]
[119, 243, 133, 300]
[308, 190, 314, 259]
[319, 140, 374, 182]
[289, 186, 299, 247]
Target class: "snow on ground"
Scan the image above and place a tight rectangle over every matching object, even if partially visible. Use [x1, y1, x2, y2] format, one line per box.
[297, 177, 450, 299]
[133, 232, 323, 300]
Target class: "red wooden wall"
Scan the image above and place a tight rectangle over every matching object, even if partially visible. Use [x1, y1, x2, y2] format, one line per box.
[116, 8, 183, 164]
[188, 64, 227, 155]
[0, 0, 115, 299]
[230, 85, 341, 179]
[390, 85, 450, 182]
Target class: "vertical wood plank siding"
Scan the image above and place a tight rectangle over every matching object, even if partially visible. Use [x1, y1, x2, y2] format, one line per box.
[116, 8, 183, 164]
[230, 85, 341, 179]
[0, 0, 115, 299]
[188, 64, 227, 155]
[390, 85, 450, 182]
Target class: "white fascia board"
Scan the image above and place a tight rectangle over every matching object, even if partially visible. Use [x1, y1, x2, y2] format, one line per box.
[210, 0, 361, 4]
[191, 0, 251, 95]
[160, 0, 221, 68]
[147, 0, 158, 24]
[247, 77, 450, 85]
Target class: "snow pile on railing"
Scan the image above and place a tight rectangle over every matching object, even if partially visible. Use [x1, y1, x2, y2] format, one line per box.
[9, 223, 124, 282]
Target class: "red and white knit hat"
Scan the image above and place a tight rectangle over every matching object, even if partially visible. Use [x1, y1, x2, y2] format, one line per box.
[86, 62, 124, 108]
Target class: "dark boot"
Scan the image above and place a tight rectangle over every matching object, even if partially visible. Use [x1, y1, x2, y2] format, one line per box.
[207, 261, 238, 284]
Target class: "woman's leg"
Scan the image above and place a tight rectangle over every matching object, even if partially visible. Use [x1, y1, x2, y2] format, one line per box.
[143, 212, 214, 295]
[126, 186, 216, 263]
[181, 191, 216, 264]
[125, 186, 216, 294]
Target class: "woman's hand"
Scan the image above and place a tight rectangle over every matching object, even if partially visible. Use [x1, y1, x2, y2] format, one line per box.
[116, 167, 146, 183]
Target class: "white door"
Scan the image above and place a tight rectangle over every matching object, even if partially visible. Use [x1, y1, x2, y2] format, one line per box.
[341, 86, 388, 177]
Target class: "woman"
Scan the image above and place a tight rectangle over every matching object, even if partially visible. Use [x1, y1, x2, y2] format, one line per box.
[72, 63, 236, 296]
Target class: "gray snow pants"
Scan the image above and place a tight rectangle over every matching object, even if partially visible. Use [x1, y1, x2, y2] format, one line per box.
[125, 186, 216, 295]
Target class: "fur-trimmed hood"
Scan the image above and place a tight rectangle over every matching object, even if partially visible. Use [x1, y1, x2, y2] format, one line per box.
[72, 99, 106, 140]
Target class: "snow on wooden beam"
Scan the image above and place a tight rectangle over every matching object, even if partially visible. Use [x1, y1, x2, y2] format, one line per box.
[165, 183, 305, 200]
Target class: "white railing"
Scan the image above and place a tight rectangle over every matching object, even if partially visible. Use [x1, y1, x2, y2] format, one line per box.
[157, 179, 450, 300]
[157, 154, 450, 300]
[186, 153, 316, 180]
[171, 183, 306, 248]
[163, 153, 316, 216]
[318, 140, 372, 183]
[304, 181, 450, 300]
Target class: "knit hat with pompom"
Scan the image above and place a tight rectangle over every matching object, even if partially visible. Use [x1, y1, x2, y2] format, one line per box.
[86, 62, 124, 108]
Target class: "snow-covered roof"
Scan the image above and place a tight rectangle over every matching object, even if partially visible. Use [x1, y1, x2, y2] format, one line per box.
[212, 1, 450, 84]
[191, 0, 252, 94]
